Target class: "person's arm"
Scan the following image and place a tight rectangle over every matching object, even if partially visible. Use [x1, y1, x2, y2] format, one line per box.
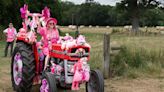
[14, 28, 17, 35]
[56, 29, 60, 40]
[37, 21, 42, 33]
[3, 28, 8, 33]
[37, 27, 46, 40]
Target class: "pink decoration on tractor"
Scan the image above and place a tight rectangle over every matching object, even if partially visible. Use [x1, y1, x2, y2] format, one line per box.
[42, 7, 50, 20]
[71, 57, 90, 90]
[63, 33, 73, 41]
[20, 4, 28, 19]
[76, 35, 91, 48]
[50, 63, 63, 75]
[76, 35, 86, 45]
[22, 22, 27, 30]
[27, 31, 37, 43]
[40, 79, 49, 92]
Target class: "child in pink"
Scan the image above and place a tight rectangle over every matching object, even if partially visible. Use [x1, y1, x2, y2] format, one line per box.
[37, 18, 59, 70]
[3, 23, 17, 57]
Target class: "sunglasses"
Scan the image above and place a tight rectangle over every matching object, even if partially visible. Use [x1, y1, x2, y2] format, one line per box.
[49, 22, 55, 25]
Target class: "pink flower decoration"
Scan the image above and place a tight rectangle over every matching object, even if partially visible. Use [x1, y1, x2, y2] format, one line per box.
[20, 4, 28, 19]
[42, 7, 50, 20]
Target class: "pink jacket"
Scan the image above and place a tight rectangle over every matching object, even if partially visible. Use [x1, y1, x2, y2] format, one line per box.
[3, 28, 17, 42]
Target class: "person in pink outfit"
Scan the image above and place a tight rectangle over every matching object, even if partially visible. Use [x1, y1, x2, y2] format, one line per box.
[3, 23, 17, 57]
[38, 18, 59, 70]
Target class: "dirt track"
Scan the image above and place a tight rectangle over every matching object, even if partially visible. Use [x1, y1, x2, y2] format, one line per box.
[106, 77, 164, 92]
[0, 58, 164, 92]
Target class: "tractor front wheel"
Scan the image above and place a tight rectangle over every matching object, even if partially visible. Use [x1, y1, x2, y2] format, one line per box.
[40, 72, 58, 92]
[86, 70, 104, 92]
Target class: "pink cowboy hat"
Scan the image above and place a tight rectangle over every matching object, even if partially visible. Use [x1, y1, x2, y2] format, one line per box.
[46, 18, 58, 27]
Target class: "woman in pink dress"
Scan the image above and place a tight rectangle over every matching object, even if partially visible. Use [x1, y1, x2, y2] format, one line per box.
[38, 18, 59, 70]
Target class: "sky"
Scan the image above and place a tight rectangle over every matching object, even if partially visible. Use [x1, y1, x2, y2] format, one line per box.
[62, 0, 120, 6]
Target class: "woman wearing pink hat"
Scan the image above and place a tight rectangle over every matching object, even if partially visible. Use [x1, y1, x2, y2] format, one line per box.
[38, 18, 59, 70]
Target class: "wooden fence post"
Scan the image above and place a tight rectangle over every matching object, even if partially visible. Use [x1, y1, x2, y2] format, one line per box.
[103, 33, 110, 79]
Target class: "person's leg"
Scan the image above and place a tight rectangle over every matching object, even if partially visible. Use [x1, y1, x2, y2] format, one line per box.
[43, 48, 50, 70]
[4, 42, 10, 57]
[44, 55, 50, 70]
[10, 41, 14, 56]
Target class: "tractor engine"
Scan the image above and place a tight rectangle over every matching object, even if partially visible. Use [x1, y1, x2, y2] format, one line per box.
[49, 47, 90, 88]
[50, 59, 76, 88]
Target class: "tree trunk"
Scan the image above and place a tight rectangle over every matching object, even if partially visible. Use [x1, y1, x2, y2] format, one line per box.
[132, 16, 139, 32]
[130, 0, 139, 33]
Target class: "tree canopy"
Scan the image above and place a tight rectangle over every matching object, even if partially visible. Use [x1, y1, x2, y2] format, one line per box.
[116, 0, 161, 31]
[0, 0, 163, 29]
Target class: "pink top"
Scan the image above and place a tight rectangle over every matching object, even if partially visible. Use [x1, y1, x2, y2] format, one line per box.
[39, 27, 59, 47]
[38, 27, 59, 55]
[3, 28, 17, 42]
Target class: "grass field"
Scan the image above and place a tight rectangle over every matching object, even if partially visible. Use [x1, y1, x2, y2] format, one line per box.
[61, 27, 164, 77]
[0, 27, 164, 92]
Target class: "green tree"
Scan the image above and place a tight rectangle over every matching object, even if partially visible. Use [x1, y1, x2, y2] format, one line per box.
[140, 8, 164, 26]
[0, 0, 164, 28]
[116, 0, 160, 32]
[61, 1, 76, 25]
[78, 2, 109, 26]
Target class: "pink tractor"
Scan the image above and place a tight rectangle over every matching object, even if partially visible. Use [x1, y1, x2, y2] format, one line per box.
[11, 4, 104, 92]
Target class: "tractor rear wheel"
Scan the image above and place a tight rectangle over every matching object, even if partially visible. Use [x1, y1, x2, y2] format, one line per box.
[11, 42, 35, 92]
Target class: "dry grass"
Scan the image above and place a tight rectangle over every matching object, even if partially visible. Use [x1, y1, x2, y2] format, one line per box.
[0, 42, 13, 92]
[60, 26, 113, 34]
[60, 27, 164, 77]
